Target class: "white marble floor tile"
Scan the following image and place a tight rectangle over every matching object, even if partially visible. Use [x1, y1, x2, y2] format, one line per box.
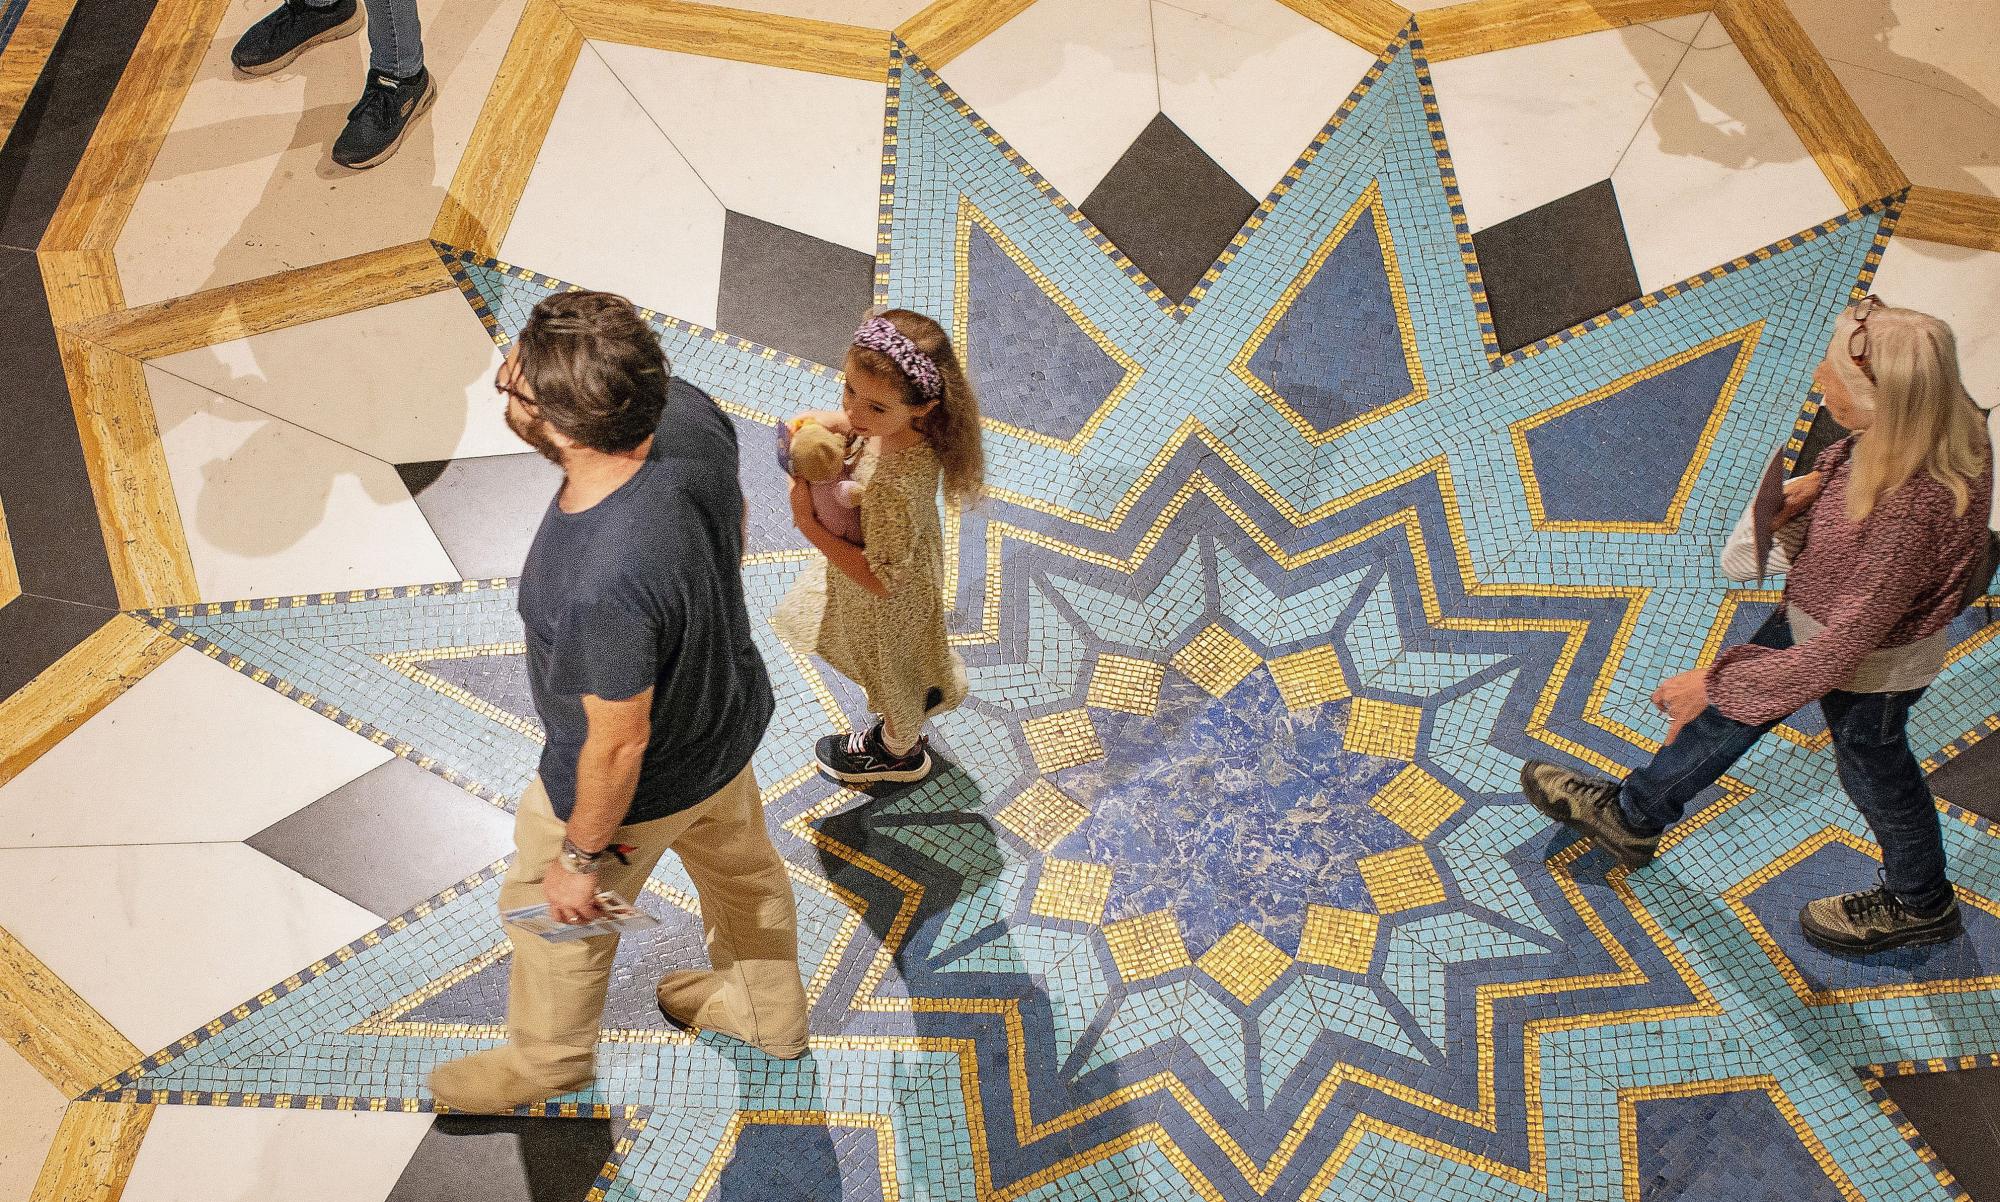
[499, 45, 727, 326]
[121, 1106, 433, 1202]
[1823, 57, 2000, 198]
[0, 648, 390, 848]
[1613, 35, 1847, 291]
[592, 42, 887, 254]
[1871, 238, 2000, 404]
[1153, 0, 1380, 199]
[148, 365, 459, 601]
[939, 0, 1160, 205]
[0, 1042, 66, 1202]
[149, 291, 513, 466]
[1428, 22, 1694, 232]
[114, 0, 529, 308]
[0, 843, 382, 1054]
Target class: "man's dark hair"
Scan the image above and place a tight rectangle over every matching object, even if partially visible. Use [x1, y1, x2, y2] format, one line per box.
[516, 291, 670, 452]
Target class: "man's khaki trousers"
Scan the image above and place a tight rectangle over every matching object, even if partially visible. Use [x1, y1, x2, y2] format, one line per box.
[502, 762, 810, 1082]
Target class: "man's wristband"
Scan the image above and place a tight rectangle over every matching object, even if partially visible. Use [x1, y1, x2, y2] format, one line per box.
[559, 838, 605, 876]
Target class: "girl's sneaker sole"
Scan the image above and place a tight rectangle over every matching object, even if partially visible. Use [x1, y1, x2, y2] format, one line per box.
[817, 751, 932, 785]
[234, 8, 364, 76]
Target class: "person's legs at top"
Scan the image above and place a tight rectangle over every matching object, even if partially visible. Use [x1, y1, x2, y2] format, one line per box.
[230, 0, 363, 77]
[1798, 687, 1963, 954]
[427, 779, 689, 1113]
[332, 0, 432, 170]
[1521, 610, 1790, 867]
[654, 763, 811, 1058]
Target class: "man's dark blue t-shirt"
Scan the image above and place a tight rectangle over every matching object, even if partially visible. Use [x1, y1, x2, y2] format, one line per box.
[517, 378, 775, 823]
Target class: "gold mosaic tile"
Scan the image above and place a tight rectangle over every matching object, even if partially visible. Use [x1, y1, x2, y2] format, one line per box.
[1102, 909, 1191, 982]
[1030, 858, 1113, 923]
[1298, 905, 1380, 974]
[1266, 644, 1350, 710]
[1171, 625, 1262, 697]
[1197, 923, 1292, 1004]
[1343, 697, 1423, 761]
[1357, 845, 1447, 914]
[1369, 764, 1463, 840]
[1023, 708, 1104, 773]
[994, 781, 1089, 852]
[1087, 653, 1165, 716]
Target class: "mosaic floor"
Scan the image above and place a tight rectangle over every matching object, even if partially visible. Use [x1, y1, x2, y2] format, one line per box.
[3, 1, 1999, 1200]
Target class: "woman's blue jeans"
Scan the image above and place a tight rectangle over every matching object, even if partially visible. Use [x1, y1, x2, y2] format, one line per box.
[1617, 612, 1953, 912]
[304, 0, 423, 77]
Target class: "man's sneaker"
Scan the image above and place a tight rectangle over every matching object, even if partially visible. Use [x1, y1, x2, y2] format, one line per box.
[1519, 760, 1660, 869]
[332, 67, 435, 170]
[1800, 882, 1962, 955]
[231, 0, 362, 77]
[816, 722, 930, 785]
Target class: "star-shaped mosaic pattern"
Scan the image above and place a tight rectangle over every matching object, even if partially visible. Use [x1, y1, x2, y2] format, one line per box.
[92, 25, 2000, 1202]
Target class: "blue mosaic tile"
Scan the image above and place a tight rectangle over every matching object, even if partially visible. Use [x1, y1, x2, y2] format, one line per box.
[1632, 1087, 1851, 1202]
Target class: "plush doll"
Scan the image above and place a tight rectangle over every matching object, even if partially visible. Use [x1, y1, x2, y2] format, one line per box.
[777, 417, 863, 546]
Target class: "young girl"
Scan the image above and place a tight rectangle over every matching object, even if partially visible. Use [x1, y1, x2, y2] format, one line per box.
[773, 310, 985, 784]
[1522, 298, 1994, 957]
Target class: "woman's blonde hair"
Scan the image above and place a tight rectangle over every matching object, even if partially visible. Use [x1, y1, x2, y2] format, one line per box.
[847, 308, 986, 510]
[1830, 303, 1989, 523]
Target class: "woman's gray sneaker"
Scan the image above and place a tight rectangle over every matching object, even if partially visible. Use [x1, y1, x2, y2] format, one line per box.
[231, 0, 362, 76]
[1519, 760, 1660, 869]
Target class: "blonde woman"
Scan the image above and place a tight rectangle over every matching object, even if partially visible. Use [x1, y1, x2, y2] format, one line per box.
[1523, 298, 1994, 956]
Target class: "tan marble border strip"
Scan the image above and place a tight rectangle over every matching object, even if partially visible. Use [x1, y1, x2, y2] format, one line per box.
[559, 0, 888, 80]
[0, 927, 142, 1096]
[1417, 0, 1709, 60]
[39, 0, 228, 254]
[1278, 0, 1414, 52]
[432, 0, 582, 255]
[0, 613, 179, 790]
[1898, 186, 2000, 254]
[0, 494, 18, 608]
[30, 1102, 154, 1202]
[1715, 0, 1905, 209]
[73, 240, 455, 360]
[897, 0, 1035, 67]
[47, 331, 196, 609]
[0, 0, 79, 150]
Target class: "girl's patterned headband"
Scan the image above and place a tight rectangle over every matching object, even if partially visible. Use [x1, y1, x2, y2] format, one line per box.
[852, 315, 943, 401]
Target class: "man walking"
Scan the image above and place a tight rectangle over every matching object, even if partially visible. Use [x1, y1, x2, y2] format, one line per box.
[231, 0, 432, 170]
[429, 291, 810, 1114]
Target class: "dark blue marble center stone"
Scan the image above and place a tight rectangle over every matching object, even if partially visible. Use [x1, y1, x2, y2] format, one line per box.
[1054, 669, 1410, 952]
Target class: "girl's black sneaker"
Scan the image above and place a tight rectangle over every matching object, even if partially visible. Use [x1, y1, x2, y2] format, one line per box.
[816, 722, 931, 785]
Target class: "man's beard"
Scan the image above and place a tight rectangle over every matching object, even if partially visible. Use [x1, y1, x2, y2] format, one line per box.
[507, 407, 564, 465]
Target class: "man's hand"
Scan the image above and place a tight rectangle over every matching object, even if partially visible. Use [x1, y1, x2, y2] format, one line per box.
[788, 474, 818, 533]
[1777, 471, 1822, 524]
[1650, 669, 1709, 746]
[543, 864, 604, 924]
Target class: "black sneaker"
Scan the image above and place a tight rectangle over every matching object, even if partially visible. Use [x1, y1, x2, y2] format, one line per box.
[1800, 878, 1962, 955]
[816, 722, 931, 785]
[232, 0, 362, 77]
[332, 66, 436, 170]
[1520, 760, 1660, 869]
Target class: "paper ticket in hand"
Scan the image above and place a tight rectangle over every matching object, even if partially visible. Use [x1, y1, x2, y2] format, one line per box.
[502, 891, 660, 942]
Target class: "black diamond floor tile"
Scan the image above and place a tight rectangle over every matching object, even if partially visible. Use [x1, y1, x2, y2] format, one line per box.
[1079, 112, 1256, 303]
[248, 757, 518, 919]
[1472, 179, 1643, 355]
[383, 1116, 616, 1202]
[398, 452, 562, 581]
[1880, 1067, 2000, 1202]
[716, 211, 875, 368]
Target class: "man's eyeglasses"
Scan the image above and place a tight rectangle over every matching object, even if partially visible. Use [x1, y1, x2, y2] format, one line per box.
[494, 367, 533, 407]
[1847, 294, 1880, 383]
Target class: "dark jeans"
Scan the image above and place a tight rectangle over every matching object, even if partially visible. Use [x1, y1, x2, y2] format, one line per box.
[1618, 611, 1952, 912]
[303, 0, 424, 76]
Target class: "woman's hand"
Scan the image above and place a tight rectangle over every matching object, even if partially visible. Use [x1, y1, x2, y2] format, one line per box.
[788, 474, 819, 534]
[1650, 669, 1709, 746]
[1777, 471, 1822, 524]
